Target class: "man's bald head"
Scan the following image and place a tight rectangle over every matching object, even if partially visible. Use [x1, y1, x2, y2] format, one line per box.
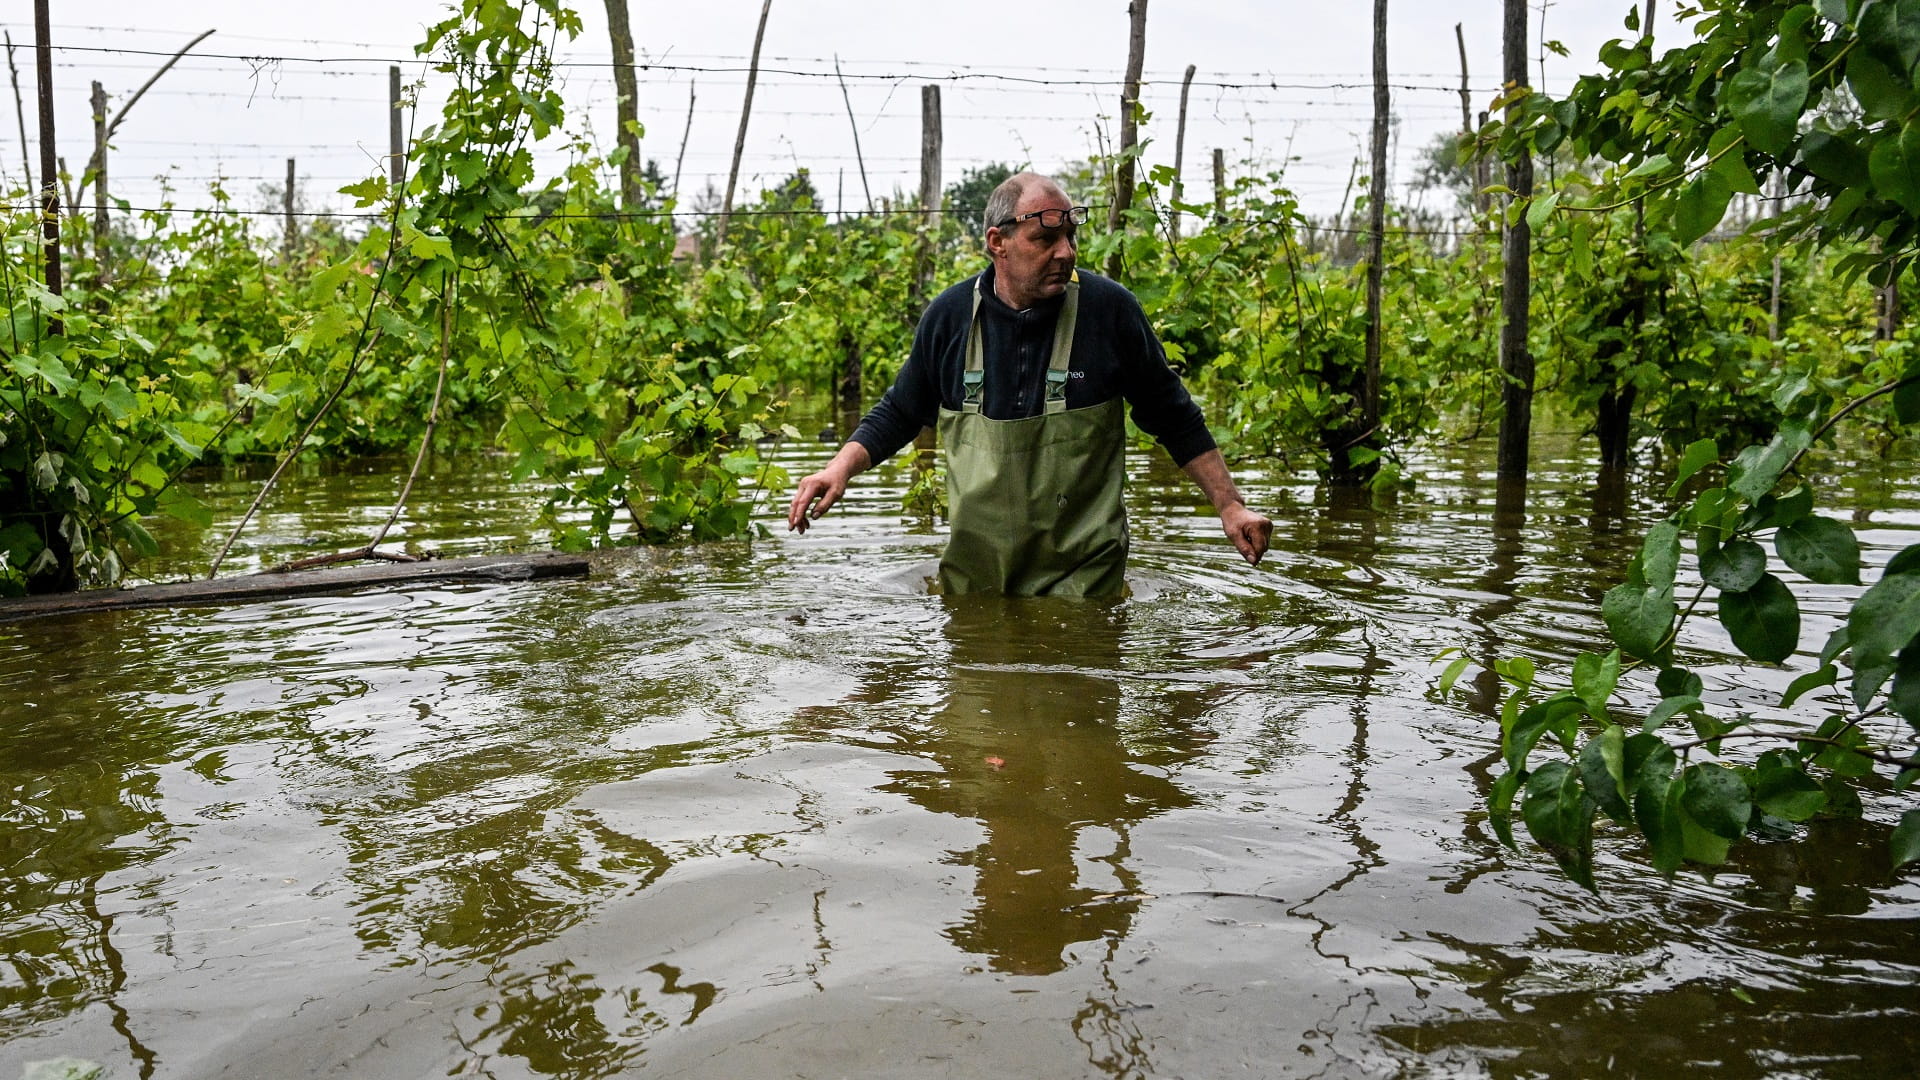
[982, 172, 1066, 237]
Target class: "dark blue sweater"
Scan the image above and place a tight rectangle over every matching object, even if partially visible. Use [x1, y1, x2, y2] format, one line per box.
[849, 264, 1218, 468]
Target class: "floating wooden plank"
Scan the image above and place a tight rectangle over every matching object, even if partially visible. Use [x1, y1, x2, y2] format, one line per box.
[0, 552, 591, 623]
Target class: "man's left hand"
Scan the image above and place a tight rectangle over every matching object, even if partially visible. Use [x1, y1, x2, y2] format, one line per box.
[1220, 503, 1273, 566]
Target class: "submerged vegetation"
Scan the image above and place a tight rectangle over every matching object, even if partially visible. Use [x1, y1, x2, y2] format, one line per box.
[1, 0, 1915, 886]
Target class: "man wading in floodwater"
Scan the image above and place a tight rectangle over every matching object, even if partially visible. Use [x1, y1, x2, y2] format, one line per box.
[786, 171, 1273, 597]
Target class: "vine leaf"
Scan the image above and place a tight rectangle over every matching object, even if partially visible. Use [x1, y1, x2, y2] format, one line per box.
[1775, 515, 1862, 585]
[1847, 570, 1920, 709]
[1673, 169, 1735, 245]
[1701, 539, 1767, 592]
[1681, 762, 1752, 839]
[1724, 59, 1809, 155]
[1894, 810, 1920, 869]
[1867, 119, 1920, 217]
[1719, 572, 1802, 663]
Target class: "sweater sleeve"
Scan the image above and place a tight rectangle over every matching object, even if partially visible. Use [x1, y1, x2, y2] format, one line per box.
[1110, 285, 1218, 467]
[849, 295, 950, 467]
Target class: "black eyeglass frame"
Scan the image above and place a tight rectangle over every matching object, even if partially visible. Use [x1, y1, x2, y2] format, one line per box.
[990, 205, 1091, 231]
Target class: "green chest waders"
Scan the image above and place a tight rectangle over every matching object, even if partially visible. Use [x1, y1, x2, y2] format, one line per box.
[935, 275, 1129, 597]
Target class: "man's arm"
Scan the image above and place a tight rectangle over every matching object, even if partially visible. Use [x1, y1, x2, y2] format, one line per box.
[1180, 448, 1273, 566]
[787, 440, 874, 533]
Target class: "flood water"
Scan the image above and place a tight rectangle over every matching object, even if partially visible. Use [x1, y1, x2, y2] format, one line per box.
[3, 434, 1918, 1078]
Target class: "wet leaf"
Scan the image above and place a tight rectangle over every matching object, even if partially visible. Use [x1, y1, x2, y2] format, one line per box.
[1724, 57, 1809, 155]
[1682, 763, 1752, 839]
[1669, 438, 1719, 495]
[1781, 663, 1839, 708]
[1847, 569, 1920, 708]
[1701, 539, 1767, 592]
[1579, 725, 1631, 821]
[1719, 573, 1801, 663]
[1777, 515, 1861, 585]
[1572, 649, 1621, 719]
[1754, 752, 1827, 822]
[1894, 810, 1920, 869]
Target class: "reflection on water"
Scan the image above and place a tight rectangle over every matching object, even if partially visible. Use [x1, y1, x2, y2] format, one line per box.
[2, 437, 1918, 1078]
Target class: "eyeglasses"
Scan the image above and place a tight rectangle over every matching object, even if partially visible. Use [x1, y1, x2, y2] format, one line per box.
[992, 205, 1090, 231]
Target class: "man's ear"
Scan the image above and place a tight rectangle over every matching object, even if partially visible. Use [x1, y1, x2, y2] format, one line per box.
[984, 226, 1005, 260]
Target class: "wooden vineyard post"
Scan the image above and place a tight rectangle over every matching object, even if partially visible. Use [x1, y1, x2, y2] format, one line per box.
[91, 80, 107, 277]
[1355, 0, 1388, 482]
[910, 83, 943, 470]
[1496, 0, 1534, 486]
[389, 65, 404, 192]
[32, 0, 59, 322]
[718, 0, 773, 248]
[1213, 148, 1225, 224]
[1106, 0, 1148, 281]
[6, 33, 28, 192]
[284, 158, 297, 262]
[673, 80, 694, 200]
[1171, 63, 1195, 241]
[604, 0, 641, 209]
[834, 56, 873, 214]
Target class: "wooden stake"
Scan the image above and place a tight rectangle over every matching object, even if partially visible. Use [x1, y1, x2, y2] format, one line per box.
[1106, 0, 1149, 280]
[911, 82, 943, 470]
[284, 157, 298, 262]
[7, 32, 29, 193]
[604, 0, 642, 209]
[389, 65, 404, 192]
[1171, 63, 1195, 240]
[1497, 0, 1535, 485]
[91, 80, 108, 276]
[1361, 0, 1387, 454]
[834, 55, 873, 214]
[1212, 147, 1225, 224]
[718, 0, 773, 247]
[32, 0, 59, 317]
[673, 80, 695, 199]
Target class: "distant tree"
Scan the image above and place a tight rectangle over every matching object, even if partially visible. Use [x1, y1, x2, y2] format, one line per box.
[765, 168, 822, 214]
[944, 162, 1021, 238]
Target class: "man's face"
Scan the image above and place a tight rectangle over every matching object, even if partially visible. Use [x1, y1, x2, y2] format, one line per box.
[987, 184, 1078, 308]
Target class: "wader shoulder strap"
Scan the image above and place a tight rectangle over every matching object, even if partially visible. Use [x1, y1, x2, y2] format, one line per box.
[962, 272, 1080, 416]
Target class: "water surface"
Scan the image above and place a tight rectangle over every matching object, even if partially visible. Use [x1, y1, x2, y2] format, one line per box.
[3, 436, 1917, 1078]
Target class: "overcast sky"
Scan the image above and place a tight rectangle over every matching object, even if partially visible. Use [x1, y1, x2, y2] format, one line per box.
[4, 1, 1651, 227]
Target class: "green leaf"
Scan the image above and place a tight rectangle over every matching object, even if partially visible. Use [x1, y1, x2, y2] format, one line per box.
[1754, 752, 1827, 822]
[1669, 438, 1720, 495]
[1636, 758, 1684, 877]
[1657, 666, 1705, 699]
[1868, 119, 1920, 217]
[1489, 769, 1522, 849]
[1604, 581, 1676, 660]
[1729, 423, 1812, 501]
[1845, 47, 1913, 122]
[1522, 761, 1598, 891]
[1798, 129, 1872, 189]
[1893, 809, 1920, 869]
[1525, 190, 1562, 231]
[1890, 644, 1920, 729]
[1572, 649, 1621, 718]
[1437, 653, 1474, 696]
[1681, 762, 1752, 839]
[1719, 572, 1802, 663]
[1781, 663, 1839, 707]
[1775, 515, 1861, 585]
[1641, 520, 1684, 589]
[1642, 694, 1704, 733]
[1724, 58, 1810, 155]
[1626, 153, 1676, 178]
[1701, 539, 1768, 591]
[1672, 169, 1735, 245]
[1859, 0, 1920, 77]
[1847, 569, 1920, 709]
[1579, 724, 1631, 821]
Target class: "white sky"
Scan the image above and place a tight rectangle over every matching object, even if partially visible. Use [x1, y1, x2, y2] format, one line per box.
[3, 1, 1651, 226]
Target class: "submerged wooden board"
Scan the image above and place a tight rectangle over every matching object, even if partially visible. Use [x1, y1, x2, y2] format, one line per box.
[0, 552, 592, 623]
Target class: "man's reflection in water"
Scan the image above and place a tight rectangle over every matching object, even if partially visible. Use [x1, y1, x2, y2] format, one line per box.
[882, 594, 1199, 976]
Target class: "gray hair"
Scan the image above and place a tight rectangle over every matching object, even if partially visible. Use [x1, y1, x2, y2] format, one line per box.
[982, 174, 1034, 237]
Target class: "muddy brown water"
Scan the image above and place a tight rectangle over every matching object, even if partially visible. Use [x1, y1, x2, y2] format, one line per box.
[3, 435, 1917, 1078]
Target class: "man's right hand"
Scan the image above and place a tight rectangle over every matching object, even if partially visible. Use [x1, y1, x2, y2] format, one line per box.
[787, 443, 871, 533]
